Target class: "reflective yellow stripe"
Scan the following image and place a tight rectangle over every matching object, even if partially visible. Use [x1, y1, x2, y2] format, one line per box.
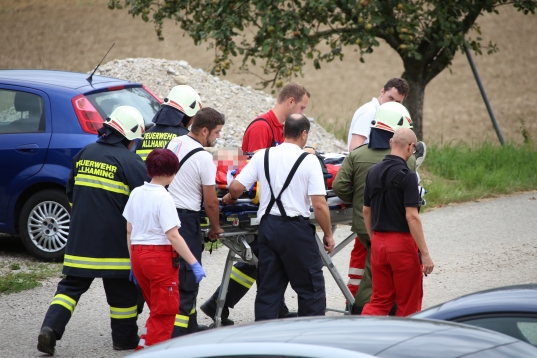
[200, 217, 210, 227]
[136, 149, 152, 161]
[110, 305, 137, 319]
[190, 307, 196, 315]
[230, 266, 255, 289]
[174, 314, 189, 328]
[51, 294, 77, 314]
[63, 254, 131, 270]
[74, 174, 130, 196]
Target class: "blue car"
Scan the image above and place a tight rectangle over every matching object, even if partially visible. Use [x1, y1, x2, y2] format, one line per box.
[0, 70, 161, 260]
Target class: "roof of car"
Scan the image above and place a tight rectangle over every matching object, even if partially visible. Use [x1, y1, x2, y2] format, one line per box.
[133, 316, 537, 358]
[413, 284, 537, 320]
[0, 69, 134, 91]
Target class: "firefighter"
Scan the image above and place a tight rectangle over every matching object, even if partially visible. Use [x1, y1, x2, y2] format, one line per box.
[200, 82, 310, 324]
[222, 114, 334, 321]
[37, 106, 148, 355]
[165, 107, 225, 337]
[136, 85, 202, 161]
[333, 102, 418, 314]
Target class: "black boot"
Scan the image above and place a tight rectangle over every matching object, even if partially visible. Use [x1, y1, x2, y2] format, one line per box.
[200, 298, 234, 326]
[113, 336, 140, 351]
[278, 303, 298, 319]
[37, 326, 57, 356]
[350, 303, 363, 315]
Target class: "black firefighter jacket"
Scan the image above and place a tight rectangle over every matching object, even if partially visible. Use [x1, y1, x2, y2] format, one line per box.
[63, 133, 147, 278]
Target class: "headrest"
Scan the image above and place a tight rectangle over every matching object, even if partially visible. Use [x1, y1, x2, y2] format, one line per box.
[14, 92, 42, 113]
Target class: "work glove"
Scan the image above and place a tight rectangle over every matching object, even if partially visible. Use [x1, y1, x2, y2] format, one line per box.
[129, 268, 138, 285]
[190, 261, 206, 283]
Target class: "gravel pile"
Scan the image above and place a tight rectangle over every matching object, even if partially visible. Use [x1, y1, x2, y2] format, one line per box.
[93, 58, 347, 153]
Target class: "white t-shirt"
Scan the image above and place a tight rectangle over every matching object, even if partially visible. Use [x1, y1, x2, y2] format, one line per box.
[347, 97, 380, 150]
[123, 182, 181, 245]
[166, 135, 216, 211]
[236, 143, 326, 220]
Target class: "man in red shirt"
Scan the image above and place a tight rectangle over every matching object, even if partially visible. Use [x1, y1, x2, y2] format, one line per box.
[202, 82, 310, 324]
[242, 82, 310, 152]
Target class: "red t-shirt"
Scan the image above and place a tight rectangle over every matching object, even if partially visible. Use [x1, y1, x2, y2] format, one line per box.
[241, 110, 284, 152]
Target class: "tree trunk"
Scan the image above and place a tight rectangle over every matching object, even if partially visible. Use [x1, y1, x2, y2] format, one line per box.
[402, 77, 425, 140]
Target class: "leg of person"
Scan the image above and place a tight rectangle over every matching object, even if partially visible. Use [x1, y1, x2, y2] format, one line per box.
[389, 232, 423, 316]
[282, 220, 326, 317]
[103, 277, 139, 351]
[347, 237, 367, 298]
[350, 234, 370, 314]
[254, 216, 290, 321]
[132, 247, 179, 348]
[362, 232, 396, 315]
[172, 211, 203, 337]
[38, 276, 94, 355]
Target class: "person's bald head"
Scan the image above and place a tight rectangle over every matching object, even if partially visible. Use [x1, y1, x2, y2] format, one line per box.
[284, 114, 310, 139]
[390, 127, 417, 160]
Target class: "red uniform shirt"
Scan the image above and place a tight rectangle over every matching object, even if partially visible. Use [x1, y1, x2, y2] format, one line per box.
[241, 110, 284, 152]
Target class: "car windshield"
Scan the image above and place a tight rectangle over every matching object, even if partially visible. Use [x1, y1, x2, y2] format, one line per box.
[86, 87, 160, 127]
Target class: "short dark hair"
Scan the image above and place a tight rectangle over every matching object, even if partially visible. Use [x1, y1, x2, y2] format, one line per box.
[146, 148, 179, 178]
[383, 78, 410, 97]
[277, 82, 310, 104]
[284, 114, 310, 139]
[190, 107, 225, 134]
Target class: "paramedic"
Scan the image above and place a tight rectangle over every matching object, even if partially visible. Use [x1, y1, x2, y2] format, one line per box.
[165, 107, 225, 337]
[362, 127, 434, 316]
[223, 114, 334, 321]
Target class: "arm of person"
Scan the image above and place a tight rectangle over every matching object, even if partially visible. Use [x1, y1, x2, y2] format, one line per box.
[126, 221, 133, 258]
[311, 195, 334, 254]
[165, 226, 198, 266]
[406, 206, 434, 275]
[363, 205, 373, 239]
[203, 185, 224, 240]
[348, 134, 366, 151]
[222, 180, 246, 205]
[332, 155, 354, 202]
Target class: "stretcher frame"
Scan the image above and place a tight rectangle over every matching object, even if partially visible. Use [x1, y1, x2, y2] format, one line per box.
[204, 193, 357, 328]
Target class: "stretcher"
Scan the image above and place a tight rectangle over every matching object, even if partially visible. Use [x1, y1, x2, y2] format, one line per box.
[202, 189, 357, 328]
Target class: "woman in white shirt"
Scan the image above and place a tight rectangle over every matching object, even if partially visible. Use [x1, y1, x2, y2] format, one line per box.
[123, 149, 206, 350]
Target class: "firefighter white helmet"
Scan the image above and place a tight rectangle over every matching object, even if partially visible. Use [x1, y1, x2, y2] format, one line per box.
[105, 106, 145, 140]
[370, 102, 413, 132]
[163, 85, 202, 117]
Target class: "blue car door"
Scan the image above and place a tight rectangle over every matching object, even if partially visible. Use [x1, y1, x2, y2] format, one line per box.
[0, 87, 52, 223]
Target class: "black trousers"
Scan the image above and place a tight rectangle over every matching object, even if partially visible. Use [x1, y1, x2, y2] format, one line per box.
[171, 211, 204, 337]
[255, 215, 326, 321]
[209, 235, 289, 315]
[41, 275, 139, 345]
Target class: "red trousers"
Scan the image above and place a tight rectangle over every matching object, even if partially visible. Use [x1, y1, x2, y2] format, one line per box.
[131, 245, 179, 347]
[347, 237, 367, 297]
[362, 231, 423, 317]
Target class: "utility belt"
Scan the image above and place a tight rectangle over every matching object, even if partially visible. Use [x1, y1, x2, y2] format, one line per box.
[131, 244, 180, 267]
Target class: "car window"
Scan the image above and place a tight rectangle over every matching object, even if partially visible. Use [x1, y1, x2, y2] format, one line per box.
[463, 316, 537, 346]
[0, 89, 45, 134]
[86, 87, 160, 127]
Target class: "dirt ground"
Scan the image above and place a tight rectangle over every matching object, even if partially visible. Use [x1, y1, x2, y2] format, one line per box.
[1, 0, 536, 144]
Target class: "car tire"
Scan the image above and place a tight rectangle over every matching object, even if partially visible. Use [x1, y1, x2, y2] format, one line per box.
[19, 189, 70, 261]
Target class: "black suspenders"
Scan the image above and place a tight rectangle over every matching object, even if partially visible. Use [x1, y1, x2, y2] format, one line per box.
[262, 148, 310, 221]
[176, 147, 204, 173]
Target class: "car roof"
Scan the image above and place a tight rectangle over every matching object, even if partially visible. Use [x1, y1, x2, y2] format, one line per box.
[413, 284, 537, 319]
[0, 69, 136, 92]
[135, 316, 537, 358]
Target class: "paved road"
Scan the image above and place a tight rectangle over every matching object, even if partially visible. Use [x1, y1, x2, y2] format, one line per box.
[0, 191, 536, 357]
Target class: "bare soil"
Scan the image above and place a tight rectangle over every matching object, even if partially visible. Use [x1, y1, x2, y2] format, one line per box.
[1, 0, 536, 144]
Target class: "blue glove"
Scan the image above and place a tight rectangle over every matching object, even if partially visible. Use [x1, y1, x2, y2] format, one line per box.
[129, 268, 138, 285]
[190, 261, 206, 283]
